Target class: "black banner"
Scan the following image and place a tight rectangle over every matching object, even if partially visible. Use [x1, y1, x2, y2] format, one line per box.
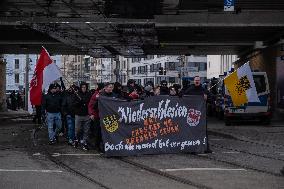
[99, 95, 207, 156]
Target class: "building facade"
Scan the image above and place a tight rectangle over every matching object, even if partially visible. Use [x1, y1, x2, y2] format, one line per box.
[129, 55, 180, 86]
[181, 55, 208, 83]
[5, 54, 61, 92]
[207, 55, 238, 79]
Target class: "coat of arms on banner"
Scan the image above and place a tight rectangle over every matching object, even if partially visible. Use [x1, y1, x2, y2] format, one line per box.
[103, 115, 119, 133]
[187, 109, 201, 126]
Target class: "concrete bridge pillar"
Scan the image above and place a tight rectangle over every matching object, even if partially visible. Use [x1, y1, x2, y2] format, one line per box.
[0, 55, 7, 112]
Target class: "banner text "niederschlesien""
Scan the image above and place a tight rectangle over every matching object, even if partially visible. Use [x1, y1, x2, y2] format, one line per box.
[118, 99, 188, 124]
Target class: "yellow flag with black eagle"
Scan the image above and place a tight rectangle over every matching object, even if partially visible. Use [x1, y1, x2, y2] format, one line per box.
[224, 63, 260, 106]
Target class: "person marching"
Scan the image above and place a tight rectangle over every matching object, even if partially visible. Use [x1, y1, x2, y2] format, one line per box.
[182, 76, 212, 154]
[73, 82, 92, 150]
[42, 84, 62, 145]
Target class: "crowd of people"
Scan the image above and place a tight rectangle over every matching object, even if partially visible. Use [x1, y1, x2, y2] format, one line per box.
[39, 76, 209, 152]
[7, 91, 24, 111]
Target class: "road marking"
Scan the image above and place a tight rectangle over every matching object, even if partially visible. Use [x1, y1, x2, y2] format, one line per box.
[222, 151, 240, 154]
[51, 153, 102, 157]
[0, 169, 63, 173]
[160, 168, 246, 172]
[33, 153, 41, 156]
[210, 138, 224, 141]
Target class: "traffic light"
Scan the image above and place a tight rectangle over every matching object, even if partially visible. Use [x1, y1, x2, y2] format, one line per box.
[163, 69, 166, 75]
[159, 67, 163, 75]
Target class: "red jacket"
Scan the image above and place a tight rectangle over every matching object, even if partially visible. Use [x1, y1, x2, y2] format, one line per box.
[88, 90, 100, 119]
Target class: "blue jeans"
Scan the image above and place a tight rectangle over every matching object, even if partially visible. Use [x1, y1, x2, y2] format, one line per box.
[66, 115, 75, 142]
[47, 112, 62, 141]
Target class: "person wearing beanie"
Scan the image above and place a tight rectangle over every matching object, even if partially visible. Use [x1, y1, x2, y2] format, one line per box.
[42, 83, 62, 144]
[159, 80, 169, 95]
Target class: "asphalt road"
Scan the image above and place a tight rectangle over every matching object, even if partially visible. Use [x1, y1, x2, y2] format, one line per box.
[0, 116, 283, 189]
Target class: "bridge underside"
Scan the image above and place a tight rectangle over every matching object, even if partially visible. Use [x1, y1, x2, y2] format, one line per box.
[0, 0, 284, 57]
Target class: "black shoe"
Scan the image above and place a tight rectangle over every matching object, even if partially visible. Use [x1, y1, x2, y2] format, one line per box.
[281, 167, 284, 176]
[82, 144, 89, 151]
[73, 140, 78, 148]
[49, 140, 55, 145]
[55, 135, 59, 143]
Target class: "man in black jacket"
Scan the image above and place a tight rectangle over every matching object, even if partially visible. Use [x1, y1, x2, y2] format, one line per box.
[159, 80, 169, 95]
[42, 84, 62, 144]
[62, 86, 76, 145]
[74, 82, 91, 150]
[183, 76, 208, 99]
[183, 76, 212, 154]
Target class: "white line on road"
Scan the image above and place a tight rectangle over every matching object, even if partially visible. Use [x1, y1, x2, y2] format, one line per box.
[222, 151, 240, 154]
[0, 169, 63, 173]
[210, 138, 224, 141]
[33, 153, 41, 156]
[51, 153, 102, 157]
[160, 168, 246, 172]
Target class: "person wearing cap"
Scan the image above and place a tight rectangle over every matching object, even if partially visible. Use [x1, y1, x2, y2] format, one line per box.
[159, 80, 170, 95]
[42, 84, 62, 145]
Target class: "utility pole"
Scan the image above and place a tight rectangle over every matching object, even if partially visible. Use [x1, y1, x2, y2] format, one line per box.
[25, 54, 30, 111]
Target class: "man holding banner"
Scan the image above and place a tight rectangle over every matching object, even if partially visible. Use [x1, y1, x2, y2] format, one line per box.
[182, 76, 212, 154]
[98, 93, 208, 156]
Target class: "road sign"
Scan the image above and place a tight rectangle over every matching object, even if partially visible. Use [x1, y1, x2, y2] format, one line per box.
[224, 0, 235, 12]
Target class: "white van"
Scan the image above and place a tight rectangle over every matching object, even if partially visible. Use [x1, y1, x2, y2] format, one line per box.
[224, 72, 271, 125]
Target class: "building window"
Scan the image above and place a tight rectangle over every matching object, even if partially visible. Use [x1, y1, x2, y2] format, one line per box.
[169, 77, 175, 84]
[145, 55, 154, 60]
[144, 78, 154, 84]
[138, 66, 146, 74]
[131, 67, 136, 75]
[15, 74, 19, 84]
[122, 74, 126, 83]
[134, 79, 141, 85]
[15, 59, 19, 69]
[123, 60, 126, 69]
[165, 62, 178, 71]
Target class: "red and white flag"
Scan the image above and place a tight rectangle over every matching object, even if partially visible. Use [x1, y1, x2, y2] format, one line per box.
[29, 47, 62, 105]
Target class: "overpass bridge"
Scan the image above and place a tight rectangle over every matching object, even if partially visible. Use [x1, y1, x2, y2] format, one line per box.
[0, 0, 284, 115]
[0, 0, 284, 57]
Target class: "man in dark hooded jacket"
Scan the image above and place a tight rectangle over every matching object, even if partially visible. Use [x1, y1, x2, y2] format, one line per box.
[74, 82, 92, 150]
[159, 80, 169, 95]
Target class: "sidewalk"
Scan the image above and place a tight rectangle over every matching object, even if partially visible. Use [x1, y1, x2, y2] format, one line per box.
[0, 109, 31, 121]
[207, 117, 284, 147]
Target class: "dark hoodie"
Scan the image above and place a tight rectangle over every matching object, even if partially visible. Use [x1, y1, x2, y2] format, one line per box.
[74, 83, 91, 116]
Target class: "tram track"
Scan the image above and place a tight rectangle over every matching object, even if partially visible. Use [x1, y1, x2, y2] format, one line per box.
[32, 127, 211, 189]
[209, 130, 284, 149]
[192, 152, 282, 177]
[118, 157, 213, 189]
[187, 135, 284, 177]
[39, 148, 213, 189]
[211, 143, 284, 162]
